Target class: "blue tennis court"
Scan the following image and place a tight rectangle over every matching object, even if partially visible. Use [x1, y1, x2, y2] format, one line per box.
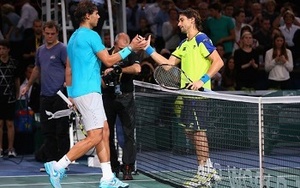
[0, 155, 173, 188]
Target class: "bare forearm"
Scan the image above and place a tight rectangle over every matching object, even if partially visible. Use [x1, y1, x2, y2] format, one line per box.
[27, 67, 40, 87]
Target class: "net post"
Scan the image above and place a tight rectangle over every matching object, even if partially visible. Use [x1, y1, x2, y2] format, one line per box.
[258, 97, 264, 188]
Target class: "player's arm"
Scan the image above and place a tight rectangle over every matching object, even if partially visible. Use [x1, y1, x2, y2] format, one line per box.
[65, 57, 72, 86]
[206, 50, 224, 78]
[189, 50, 224, 90]
[97, 49, 124, 67]
[144, 35, 180, 66]
[98, 35, 147, 67]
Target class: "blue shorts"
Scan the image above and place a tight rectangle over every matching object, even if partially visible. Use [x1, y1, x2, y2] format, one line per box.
[180, 97, 208, 131]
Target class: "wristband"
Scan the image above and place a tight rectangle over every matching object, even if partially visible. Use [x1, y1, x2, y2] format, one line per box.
[127, 45, 133, 51]
[145, 46, 155, 56]
[119, 46, 132, 60]
[200, 74, 210, 84]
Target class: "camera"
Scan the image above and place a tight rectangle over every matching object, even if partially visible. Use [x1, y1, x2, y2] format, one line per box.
[102, 65, 122, 95]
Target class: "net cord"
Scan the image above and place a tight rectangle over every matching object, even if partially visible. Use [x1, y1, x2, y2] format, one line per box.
[134, 80, 300, 104]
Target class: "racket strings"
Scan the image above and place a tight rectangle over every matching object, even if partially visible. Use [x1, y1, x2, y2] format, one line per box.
[154, 66, 182, 89]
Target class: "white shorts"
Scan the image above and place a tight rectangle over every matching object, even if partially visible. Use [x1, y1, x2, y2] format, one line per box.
[73, 92, 107, 132]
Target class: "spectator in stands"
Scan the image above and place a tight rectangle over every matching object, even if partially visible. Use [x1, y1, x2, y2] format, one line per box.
[20, 21, 70, 163]
[152, 0, 172, 53]
[102, 32, 140, 180]
[15, 0, 38, 39]
[262, 0, 279, 26]
[279, 10, 300, 47]
[103, 32, 112, 49]
[253, 17, 272, 58]
[207, 2, 235, 58]
[143, 8, 224, 187]
[272, 2, 300, 28]
[0, 39, 20, 158]
[265, 34, 293, 90]
[223, 3, 235, 23]
[279, 10, 300, 61]
[126, 0, 146, 40]
[292, 29, 300, 67]
[144, 0, 162, 37]
[246, 3, 263, 33]
[216, 43, 227, 64]
[197, 2, 210, 34]
[271, 27, 282, 39]
[233, 9, 252, 52]
[190, 0, 202, 10]
[136, 17, 152, 39]
[162, 8, 180, 53]
[19, 64, 40, 113]
[232, 0, 247, 13]
[22, 19, 43, 76]
[234, 31, 259, 90]
[211, 71, 222, 91]
[1, 3, 23, 63]
[221, 56, 236, 91]
[239, 25, 259, 49]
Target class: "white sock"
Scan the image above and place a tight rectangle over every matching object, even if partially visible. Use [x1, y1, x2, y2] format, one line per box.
[101, 162, 114, 180]
[198, 165, 204, 173]
[55, 155, 71, 170]
[206, 158, 213, 168]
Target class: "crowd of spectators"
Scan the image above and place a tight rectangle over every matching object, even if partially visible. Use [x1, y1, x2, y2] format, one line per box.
[1, 0, 300, 92]
[128, 0, 300, 91]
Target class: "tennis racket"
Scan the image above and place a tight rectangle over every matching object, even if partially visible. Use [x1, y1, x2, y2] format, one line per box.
[153, 64, 204, 91]
[57, 91, 87, 137]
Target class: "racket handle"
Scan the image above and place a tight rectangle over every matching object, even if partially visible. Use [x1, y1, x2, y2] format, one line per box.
[185, 83, 204, 91]
[57, 90, 73, 106]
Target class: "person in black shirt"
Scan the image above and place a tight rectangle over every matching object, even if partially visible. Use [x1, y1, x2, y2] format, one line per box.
[101, 32, 141, 180]
[0, 39, 20, 157]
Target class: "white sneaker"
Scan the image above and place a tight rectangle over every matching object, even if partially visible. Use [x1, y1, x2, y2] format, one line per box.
[202, 167, 221, 185]
[183, 173, 207, 188]
[99, 174, 129, 188]
[8, 149, 17, 158]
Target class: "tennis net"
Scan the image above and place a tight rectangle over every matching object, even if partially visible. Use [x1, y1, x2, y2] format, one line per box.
[134, 80, 300, 188]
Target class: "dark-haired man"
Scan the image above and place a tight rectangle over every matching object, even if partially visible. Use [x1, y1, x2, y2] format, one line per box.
[143, 8, 224, 187]
[42, 1, 146, 188]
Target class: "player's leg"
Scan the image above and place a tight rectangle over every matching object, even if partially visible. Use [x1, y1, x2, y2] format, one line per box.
[183, 98, 220, 187]
[103, 95, 120, 177]
[44, 93, 103, 188]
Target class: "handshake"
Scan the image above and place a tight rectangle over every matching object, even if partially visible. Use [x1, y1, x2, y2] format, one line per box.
[127, 35, 155, 56]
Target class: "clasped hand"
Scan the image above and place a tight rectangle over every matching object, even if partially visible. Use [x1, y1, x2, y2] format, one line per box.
[129, 35, 148, 51]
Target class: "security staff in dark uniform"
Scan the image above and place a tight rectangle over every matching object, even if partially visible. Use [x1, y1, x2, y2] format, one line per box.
[101, 32, 141, 180]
